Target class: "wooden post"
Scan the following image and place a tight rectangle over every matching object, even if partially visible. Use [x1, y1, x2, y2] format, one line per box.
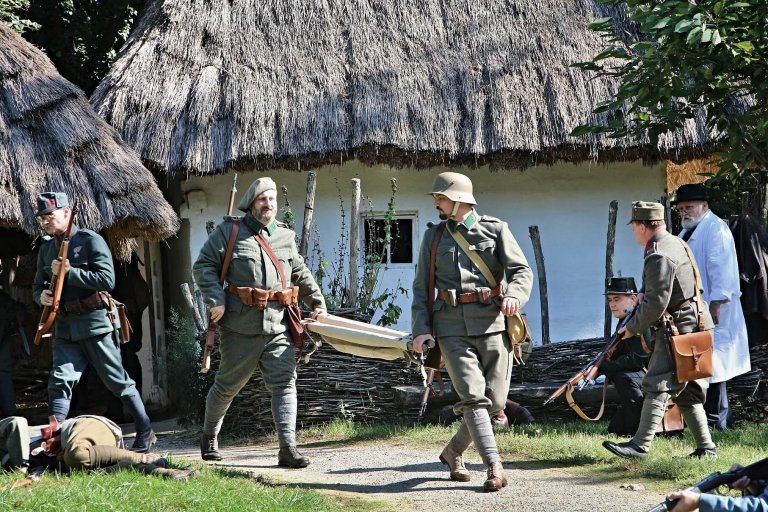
[660, 194, 671, 228]
[528, 225, 550, 345]
[299, 172, 317, 258]
[347, 179, 361, 306]
[604, 200, 618, 339]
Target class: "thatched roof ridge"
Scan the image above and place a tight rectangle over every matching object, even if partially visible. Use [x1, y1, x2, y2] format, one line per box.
[0, 25, 179, 259]
[92, 0, 713, 176]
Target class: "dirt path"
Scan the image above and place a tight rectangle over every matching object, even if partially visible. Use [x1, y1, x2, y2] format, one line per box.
[150, 421, 666, 512]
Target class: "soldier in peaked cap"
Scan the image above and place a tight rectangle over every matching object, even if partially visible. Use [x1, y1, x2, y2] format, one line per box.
[411, 171, 533, 492]
[32, 192, 155, 453]
[193, 177, 326, 467]
[603, 201, 716, 460]
[599, 276, 650, 436]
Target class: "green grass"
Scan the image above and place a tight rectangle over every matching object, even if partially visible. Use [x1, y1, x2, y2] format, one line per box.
[0, 462, 378, 512]
[2, 419, 766, 510]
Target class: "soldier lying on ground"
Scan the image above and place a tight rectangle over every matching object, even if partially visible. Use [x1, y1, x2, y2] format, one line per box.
[0, 415, 194, 481]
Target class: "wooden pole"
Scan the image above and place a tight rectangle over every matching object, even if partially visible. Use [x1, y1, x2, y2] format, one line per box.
[299, 171, 317, 258]
[528, 225, 550, 345]
[347, 179, 361, 306]
[660, 194, 671, 229]
[604, 200, 618, 339]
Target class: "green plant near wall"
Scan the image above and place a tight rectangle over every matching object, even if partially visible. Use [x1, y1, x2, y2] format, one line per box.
[284, 177, 407, 326]
[164, 308, 211, 426]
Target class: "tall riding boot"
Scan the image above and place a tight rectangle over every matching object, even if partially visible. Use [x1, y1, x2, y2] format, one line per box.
[121, 393, 155, 453]
[464, 408, 507, 492]
[48, 398, 71, 423]
[272, 387, 309, 468]
[440, 419, 471, 482]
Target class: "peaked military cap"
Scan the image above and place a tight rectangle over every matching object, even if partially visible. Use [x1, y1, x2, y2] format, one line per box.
[605, 277, 638, 295]
[671, 183, 708, 205]
[237, 177, 277, 212]
[35, 192, 69, 217]
[629, 201, 665, 223]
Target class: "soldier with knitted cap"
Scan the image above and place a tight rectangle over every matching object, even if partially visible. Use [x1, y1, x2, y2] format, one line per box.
[412, 171, 533, 492]
[194, 176, 326, 467]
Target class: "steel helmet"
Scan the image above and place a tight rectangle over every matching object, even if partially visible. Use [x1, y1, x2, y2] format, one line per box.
[427, 172, 476, 205]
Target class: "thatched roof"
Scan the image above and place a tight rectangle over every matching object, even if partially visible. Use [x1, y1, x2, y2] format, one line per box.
[0, 25, 179, 260]
[91, 0, 713, 176]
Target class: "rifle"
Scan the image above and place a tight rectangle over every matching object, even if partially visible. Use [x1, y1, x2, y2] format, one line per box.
[543, 306, 637, 413]
[649, 457, 768, 512]
[33, 206, 77, 345]
[201, 173, 238, 374]
[416, 339, 439, 420]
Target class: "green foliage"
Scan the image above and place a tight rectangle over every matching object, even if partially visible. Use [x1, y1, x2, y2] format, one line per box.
[164, 308, 212, 426]
[0, 464, 350, 511]
[289, 178, 408, 327]
[1, 0, 39, 33]
[23, 0, 147, 94]
[573, 0, 768, 175]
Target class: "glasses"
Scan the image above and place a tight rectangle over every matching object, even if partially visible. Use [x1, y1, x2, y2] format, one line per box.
[676, 205, 701, 213]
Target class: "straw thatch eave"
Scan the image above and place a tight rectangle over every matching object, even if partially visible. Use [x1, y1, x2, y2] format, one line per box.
[92, 0, 715, 177]
[0, 25, 179, 260]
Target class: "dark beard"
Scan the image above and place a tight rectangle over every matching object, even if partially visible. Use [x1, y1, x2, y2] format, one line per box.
[438, 212, 448, 220]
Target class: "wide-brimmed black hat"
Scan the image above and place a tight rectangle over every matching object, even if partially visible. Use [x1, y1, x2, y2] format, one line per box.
[605, 277, 638, 295]
[672, 183, 708, 205]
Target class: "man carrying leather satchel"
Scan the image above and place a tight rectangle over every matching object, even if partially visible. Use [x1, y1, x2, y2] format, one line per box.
[193, 177, 326, 467]
[411, 172, 533, 492]
[603, 201, 716, 460]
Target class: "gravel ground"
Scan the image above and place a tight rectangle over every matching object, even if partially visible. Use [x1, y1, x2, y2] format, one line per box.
[147, 420, 667, 512]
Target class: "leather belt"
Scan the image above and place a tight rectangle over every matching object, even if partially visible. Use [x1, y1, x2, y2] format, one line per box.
[226, 284, 297, 309]
[437, 284, 502, 305]
[61, 292, 105, 315]
[667, 298, 693, 313]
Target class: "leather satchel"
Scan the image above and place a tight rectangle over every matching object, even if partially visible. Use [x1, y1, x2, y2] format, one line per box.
[665, 239, 714, 384]
[669, 329, 714, 383]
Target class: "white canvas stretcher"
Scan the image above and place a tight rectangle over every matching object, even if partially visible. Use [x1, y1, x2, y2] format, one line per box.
[304, 314, 413, 361]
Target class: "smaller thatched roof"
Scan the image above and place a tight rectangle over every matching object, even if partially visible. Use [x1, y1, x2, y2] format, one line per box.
[0, 25, 179, 259]
[92, 0, 714, 177]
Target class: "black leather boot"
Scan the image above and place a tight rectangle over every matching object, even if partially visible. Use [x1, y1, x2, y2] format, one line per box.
[121, 394, 155, 453]
[278, 446, 310, 468]
[201, 434, 223, 461]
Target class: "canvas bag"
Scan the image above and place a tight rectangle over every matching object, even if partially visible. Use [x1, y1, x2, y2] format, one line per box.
[664, 240, 714, 384]
[447, 228, 530, 359]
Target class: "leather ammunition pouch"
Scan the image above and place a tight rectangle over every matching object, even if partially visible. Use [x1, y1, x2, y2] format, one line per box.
[437, 284, 502, 307]
[227, 284, 298, 309]
[663, 312, 713, 384]
[62, 292, 104, 315]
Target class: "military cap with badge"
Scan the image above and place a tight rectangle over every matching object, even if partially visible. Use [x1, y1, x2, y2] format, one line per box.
[629, 201, 665, 223]
[35, 192, 69, 217]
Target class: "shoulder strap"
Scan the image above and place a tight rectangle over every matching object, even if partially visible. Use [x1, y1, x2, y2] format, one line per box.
[253, 233, 289, 289]
[219, 221, 240, 284]
[447, 227, 498, 287]
[672, 238, 707, 332]
[428, 222, 447, 330]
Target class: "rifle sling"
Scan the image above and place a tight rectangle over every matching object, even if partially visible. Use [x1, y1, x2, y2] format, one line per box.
[253, 233, 289, 290]
[565, 379, 609, 422]
[205, 220, 241, 349]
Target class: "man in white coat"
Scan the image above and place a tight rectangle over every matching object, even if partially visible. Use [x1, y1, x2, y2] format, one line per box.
[674, 183, 751, 430]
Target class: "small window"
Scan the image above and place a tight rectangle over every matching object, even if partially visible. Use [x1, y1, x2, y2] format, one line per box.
[363, 216, 414, 264]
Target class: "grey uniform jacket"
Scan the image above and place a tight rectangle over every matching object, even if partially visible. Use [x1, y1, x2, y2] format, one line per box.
[412, 212, 533, 338]
[193, 215, 325, 336]
[624, 231, 714, 393]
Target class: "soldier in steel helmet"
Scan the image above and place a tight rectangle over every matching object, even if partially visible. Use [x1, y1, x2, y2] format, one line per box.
[193, 177, 326, 467]
[411, 172, 533, 492]
[603, 201, 716, 460]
